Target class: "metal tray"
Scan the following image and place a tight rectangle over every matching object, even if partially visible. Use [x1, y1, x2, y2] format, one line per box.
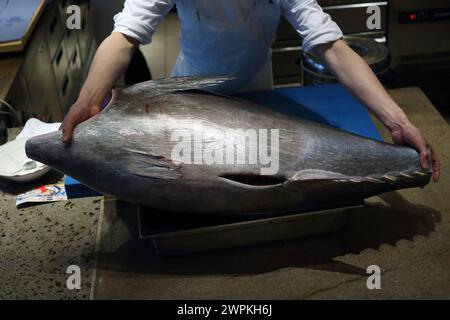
[137, 203, 363, 256]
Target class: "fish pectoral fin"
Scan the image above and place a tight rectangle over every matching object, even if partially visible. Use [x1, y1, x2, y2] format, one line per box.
[219, 174, 287, 188]
[121, 148, 182, 180]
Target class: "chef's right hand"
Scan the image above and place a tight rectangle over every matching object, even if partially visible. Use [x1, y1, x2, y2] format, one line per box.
[60, 99, 102, 144]
[60, 32, 139, 144]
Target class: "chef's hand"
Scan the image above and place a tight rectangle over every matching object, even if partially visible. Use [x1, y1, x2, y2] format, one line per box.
[60, 99, 102, 144]
[316, 40, 440, 183]
[60, 32, 138, 143]
[390, 121, 440, 182]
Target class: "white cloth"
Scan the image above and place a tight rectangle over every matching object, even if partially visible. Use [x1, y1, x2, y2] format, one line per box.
[113, 0, 343, 91]
[0, 118, 59, 182]
[16, 118, 61, 140]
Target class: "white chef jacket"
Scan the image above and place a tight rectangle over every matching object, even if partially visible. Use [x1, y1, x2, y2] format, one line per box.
[113, 0, 343, 92]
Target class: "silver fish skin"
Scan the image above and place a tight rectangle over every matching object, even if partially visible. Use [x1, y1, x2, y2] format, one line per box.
[26, 77, 431, 216]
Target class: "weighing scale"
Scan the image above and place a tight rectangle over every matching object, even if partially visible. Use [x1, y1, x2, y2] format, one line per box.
[137, 203, 364, 256]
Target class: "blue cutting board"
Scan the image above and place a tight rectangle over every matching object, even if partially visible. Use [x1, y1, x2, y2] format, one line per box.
[65, 84, 382, 198]
[238, 83, 382, 141]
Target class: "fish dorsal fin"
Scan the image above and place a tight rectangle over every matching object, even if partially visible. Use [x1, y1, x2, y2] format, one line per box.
[172, 88, 230, 99]
[120, 76, 236, 98]
[172, 89, 253, 107]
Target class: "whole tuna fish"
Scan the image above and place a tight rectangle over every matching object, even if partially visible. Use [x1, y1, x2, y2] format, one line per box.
[26, 77, 431, 216]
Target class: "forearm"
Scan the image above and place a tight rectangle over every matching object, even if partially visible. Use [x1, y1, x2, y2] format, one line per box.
[77, 32, 138, 106]
[314, 40, 410, 131]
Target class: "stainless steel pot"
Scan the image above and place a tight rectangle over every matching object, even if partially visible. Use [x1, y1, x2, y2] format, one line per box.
[302, 36, 390, 86]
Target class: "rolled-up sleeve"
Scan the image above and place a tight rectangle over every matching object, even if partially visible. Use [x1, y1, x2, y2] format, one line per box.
[113, 0, 175, 45]
[281, 0, 343, 52]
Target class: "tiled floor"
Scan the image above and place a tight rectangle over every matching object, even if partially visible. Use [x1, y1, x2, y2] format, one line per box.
[139, 13, 180, 79]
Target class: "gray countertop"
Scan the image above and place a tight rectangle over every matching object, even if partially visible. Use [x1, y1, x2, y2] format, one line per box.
[1, 87, 449, 299]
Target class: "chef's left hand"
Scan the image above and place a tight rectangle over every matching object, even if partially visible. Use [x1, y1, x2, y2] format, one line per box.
[390, 122, 440, 182]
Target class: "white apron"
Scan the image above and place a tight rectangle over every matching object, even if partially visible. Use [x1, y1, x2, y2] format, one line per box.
[172, 0, 281, 93]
